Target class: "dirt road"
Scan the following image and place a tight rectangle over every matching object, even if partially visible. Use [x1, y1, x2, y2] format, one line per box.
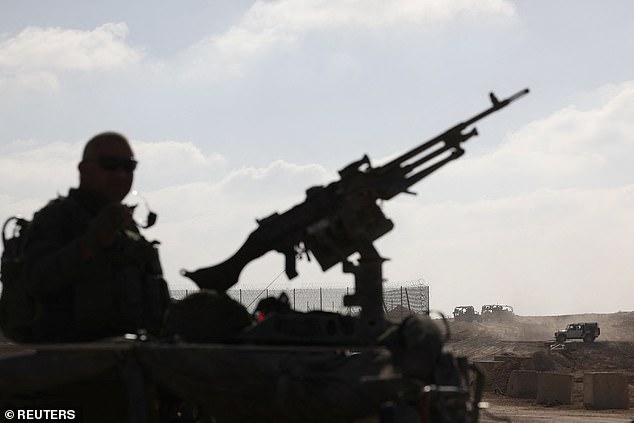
[480, 396, 633, 423]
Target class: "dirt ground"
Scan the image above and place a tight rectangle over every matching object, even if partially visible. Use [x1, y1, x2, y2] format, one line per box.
[443, 311, 634, 422]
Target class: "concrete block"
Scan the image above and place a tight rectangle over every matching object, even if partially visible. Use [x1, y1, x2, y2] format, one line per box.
[584, 372, 629, 409]
[536, 372, 572, 405]
[506, 370, 538, 399]
[474, 361, 504, 392]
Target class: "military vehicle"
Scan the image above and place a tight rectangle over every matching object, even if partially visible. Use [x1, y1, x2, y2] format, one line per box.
[453, 306, 479, 322]
[480, 304, 514, 322]
[555, 322, 600, 343]
[0, 88, 529, 422]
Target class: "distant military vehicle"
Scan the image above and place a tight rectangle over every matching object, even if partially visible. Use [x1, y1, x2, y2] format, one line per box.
[453, 306, 479, 322]
[555, 322, 600, 343]
[480, 304, 514, 321]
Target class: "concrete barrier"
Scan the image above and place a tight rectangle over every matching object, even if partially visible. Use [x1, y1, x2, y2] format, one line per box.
[584, 372, 629, 409]
[474, 361, 504, 391]
[506, 370, 538, 399]
[536, 372, 572, 405]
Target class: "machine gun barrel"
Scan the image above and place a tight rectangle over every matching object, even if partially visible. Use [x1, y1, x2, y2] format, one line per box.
[183, 88, 529, 293]
[374, 88, 529, 199]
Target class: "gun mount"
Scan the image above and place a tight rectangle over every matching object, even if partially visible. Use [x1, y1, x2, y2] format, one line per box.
[183, 88, 529, 344]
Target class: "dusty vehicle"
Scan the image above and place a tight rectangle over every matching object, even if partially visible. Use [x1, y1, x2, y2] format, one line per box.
[480, 304, 514, 321]
[554, 322, 600, 343]
[453, 306, 479, 322]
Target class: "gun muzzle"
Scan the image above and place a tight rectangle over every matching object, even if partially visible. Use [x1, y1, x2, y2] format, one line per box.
[506, 88, 530, 103]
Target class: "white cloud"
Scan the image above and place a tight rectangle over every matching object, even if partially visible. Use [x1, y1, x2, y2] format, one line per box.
[181, 0, 516, 78]
[215, 160, 332, 200]
[243, 0, 515, 30]
[504, 82, 634, 157]
[0, 141, 80, 200]
[132, 141, 227, 191]
[437, 81, 634, 197]
[146, 159, 332, 227]
[0, 138, 228, 215]
[0, 23, 142, 71]
[0, 23, 143, 92]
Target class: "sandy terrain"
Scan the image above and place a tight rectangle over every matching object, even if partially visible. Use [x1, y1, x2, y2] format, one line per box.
[443, 311, 634, 422]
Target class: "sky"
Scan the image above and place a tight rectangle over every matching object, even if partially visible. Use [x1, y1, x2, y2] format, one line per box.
[1, 0, 633, 316]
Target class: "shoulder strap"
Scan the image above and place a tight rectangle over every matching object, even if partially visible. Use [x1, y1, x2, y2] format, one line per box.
[2, 217, 30, 274]
[1, 216, 35, 342]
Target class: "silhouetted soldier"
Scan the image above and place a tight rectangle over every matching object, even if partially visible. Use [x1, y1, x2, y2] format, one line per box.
[23, 132, 169, 342]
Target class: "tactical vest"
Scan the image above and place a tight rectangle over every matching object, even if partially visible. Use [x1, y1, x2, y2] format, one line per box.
[2, 193, 170, 342]
[73, 229, 170, 338]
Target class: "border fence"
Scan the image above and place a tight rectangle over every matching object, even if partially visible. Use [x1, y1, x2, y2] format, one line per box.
[170, 279, 429, 316]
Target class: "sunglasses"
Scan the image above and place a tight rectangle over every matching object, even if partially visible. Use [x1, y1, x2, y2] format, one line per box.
[86, 156, 138, 172]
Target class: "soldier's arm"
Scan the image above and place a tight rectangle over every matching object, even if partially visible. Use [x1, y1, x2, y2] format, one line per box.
[24, 201, 133, 298]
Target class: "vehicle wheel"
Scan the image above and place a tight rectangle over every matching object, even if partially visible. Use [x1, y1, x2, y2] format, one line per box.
[583, 334, 594, 343]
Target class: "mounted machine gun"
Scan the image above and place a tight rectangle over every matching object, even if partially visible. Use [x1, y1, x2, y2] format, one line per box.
[183, 88, 529, 344]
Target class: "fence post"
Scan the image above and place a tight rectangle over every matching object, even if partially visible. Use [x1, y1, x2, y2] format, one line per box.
[400, 286, 404, 320]
[405, 288, 411, 312]
[320, 287, 323, 310]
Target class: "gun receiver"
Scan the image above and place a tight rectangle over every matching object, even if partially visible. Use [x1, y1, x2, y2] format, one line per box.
[183, 88, 528, 330]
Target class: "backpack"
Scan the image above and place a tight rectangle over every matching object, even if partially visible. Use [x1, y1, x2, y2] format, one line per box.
[0, 216, 36, 342]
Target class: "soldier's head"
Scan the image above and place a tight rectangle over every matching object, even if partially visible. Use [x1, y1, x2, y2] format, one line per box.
[78, 132, 136, 203]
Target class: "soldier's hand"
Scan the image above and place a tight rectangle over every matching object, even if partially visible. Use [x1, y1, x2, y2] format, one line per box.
[80, 203, 133, 258]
